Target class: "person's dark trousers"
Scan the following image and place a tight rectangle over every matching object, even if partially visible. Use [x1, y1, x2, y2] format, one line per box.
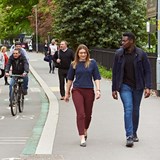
[119, 83, 143, 137]
[4, 76, 8, 84]
[72, 88, 95, 135]
[58, 68, 68, 97]
[0, 69, 5, 79]
[49, 55, 55, 73]
[49, 60, 55, 73]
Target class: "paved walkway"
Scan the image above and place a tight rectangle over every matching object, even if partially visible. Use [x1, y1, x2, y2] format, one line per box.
[28, 51, 160, 160]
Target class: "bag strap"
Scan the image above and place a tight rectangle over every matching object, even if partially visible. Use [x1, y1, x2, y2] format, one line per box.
[57, 50, 60, 59]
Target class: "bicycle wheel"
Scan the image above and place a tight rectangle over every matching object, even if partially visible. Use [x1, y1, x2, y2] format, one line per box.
[10, 87, 18, 116]
[18, 86, 24, 113]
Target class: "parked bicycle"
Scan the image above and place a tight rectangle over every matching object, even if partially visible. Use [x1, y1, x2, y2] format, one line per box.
[9, 74, 24, 116]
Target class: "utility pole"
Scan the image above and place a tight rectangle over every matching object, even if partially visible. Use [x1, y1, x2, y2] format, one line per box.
[157, 0, 160, 96]
[35, 5, 38, 53]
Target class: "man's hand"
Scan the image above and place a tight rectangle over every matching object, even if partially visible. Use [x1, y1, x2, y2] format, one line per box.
[57, 59, 61, 63]
[5, 73, 9, 77]
[144, 88, 150, 98]
[22, 72, 27, 77]
[112, 91, 118, 100]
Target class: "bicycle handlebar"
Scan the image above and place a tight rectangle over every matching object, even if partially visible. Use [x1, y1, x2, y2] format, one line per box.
[9, 74, 23, 78]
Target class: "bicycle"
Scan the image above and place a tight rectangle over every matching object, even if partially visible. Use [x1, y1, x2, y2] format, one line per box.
[9, 74, 25, 116]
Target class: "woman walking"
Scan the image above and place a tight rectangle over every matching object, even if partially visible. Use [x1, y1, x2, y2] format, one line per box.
[0, 46, 9, 85]
[64, 44, 101, 147]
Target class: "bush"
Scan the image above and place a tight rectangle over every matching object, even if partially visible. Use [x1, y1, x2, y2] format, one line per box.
[98, 65, 112, 79]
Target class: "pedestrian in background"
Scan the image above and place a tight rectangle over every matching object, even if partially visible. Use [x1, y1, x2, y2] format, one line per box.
[44, 39, 50, 56]
[49, 39, 58, 73]
[64, 44, 101, 147]
[53, 40, 74, 100]
[0, 46, 9, 85]
[112, 32, 152, 147]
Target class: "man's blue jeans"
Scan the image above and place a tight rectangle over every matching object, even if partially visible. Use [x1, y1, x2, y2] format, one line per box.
[119, 84, 143, 137]
[9, 76, 28, 98]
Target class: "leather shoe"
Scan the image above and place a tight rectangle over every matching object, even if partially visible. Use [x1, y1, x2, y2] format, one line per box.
[60, 97, 65, 100]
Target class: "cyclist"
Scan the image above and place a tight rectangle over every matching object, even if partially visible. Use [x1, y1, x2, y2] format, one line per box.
[9, 41, 29, 92]
[10, 41, 29, 62]
[5, 49, 29, 105]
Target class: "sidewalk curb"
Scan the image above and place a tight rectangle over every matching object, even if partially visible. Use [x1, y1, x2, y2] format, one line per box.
[29, 64, 59, 154]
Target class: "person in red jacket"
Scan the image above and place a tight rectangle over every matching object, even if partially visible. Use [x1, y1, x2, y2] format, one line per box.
[0, 46, 9, 85]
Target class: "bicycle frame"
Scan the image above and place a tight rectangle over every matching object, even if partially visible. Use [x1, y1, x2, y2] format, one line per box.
[10, 75, 24, 116]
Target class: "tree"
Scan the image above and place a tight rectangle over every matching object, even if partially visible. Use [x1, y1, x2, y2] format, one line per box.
[53, 0, 147, 49]
[28, 0, 56, 42]
[0, 0, 38, 40]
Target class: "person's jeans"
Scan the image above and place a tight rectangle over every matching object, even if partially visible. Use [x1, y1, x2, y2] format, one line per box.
[119, 84, 143, 137]
[9, 76, 29, 98]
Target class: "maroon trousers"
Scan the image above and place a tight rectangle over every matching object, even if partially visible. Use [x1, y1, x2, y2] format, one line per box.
[72, 88, 95, 135]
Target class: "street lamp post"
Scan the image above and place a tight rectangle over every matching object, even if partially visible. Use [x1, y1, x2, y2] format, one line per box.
[35, 5, 38, 53]
[157, 0, 160, 95]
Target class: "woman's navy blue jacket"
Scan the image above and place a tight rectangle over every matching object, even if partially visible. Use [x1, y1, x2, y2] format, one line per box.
[112, 47, 152, 91]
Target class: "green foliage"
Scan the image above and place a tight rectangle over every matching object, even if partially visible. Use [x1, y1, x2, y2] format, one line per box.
[0, 0, 38, 39]
[98, 65, 112, 79]
[53, 0, 147, 49]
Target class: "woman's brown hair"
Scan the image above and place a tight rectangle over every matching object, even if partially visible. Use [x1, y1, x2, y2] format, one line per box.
[72, 44, 91, 69]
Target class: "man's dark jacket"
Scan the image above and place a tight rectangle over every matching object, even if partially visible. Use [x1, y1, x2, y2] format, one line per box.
[5, 54, 29, 75]
[112, 47, 152, 91]
[53, 48, 74, 70]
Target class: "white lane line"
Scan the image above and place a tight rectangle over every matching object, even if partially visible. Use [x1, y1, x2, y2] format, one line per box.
[30, 88, 41, 92]
[0, 137, 28, 145]
[0, 143, 26, 145]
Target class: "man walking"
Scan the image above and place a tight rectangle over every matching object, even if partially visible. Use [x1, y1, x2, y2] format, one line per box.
[53, 40, 74, 100]
[112, 32, 152, 147]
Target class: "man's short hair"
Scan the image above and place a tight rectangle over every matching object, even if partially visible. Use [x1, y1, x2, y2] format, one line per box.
[15, 41, 22, 46]
[123, 32, 135, 42]
[13, 48, 20, 53]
